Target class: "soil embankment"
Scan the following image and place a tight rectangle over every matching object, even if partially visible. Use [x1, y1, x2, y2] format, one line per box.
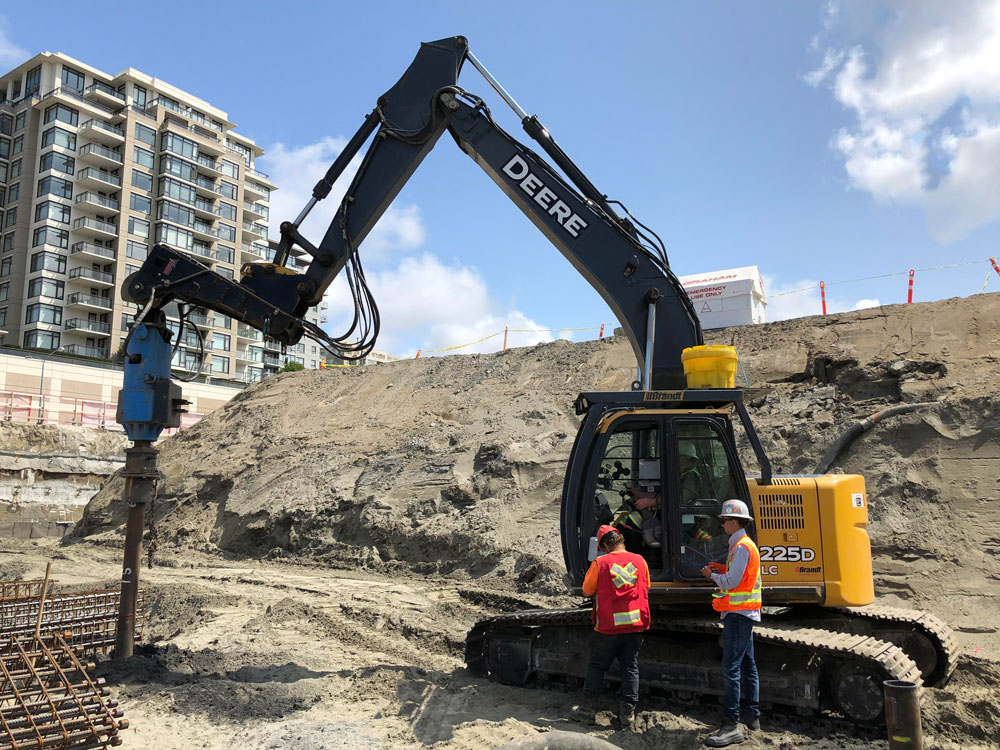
[31, 292, 1000, 747]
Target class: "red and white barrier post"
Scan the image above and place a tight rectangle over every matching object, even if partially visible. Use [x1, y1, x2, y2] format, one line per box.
[991, 257, 1000, 278]
[907, 269, 915, 303]
[502, 326, 509, 352]
[415, 350, 421, 359]
[820, 281, 827, 315]
[599, 323, 605, 339]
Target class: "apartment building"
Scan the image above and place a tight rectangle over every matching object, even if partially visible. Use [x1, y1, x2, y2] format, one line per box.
[0, 52, 299, 384]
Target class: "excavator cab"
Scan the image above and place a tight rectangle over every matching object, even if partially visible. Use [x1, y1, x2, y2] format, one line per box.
[563, 391, 756, 586]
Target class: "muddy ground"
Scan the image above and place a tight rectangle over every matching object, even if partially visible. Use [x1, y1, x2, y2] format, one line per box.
[4, 293, 1000, 749]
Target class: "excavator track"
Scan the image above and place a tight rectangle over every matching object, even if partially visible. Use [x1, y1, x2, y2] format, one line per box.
[466, 607, 923, 728]
[770, 602, 958, 687]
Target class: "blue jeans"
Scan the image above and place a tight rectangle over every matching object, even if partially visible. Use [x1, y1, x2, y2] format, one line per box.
[721, 614, 760, 722]
[583, 630, 643, 704]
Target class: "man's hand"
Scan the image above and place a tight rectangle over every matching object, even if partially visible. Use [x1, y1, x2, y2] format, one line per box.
[627, 487, 659, 511]
[700, 565, 713, 580]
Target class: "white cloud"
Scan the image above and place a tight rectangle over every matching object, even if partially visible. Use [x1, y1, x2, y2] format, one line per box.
[257, 137, 425, 264]
[0, 17, 26, 68]
[762, 274, 883, 320]
[322, 253, 553, 357]
[809, 0, 1000, 243]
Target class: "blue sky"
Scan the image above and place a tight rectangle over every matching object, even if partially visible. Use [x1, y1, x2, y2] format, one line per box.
[2, 1, 998, 357]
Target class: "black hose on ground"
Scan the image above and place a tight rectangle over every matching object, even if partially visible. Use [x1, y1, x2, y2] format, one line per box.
[814, 402, 936, 474]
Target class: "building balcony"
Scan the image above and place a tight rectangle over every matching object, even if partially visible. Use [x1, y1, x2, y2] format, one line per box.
[245, 166, 274, 186]
[74, 192, 120, 215]
[72, 216, 118, 240]
[236, 347, 263, 363]
[194, 176, 218, 199]
[196, 155, 222, 174]
[78, 119, 125, 146]
[262, 352, 281, 366]
[191, 221, 219, 243]
[78, 142, 123, 168]
[63, 343, 109, 359]
[240, 243, 267, 261]
[241, 223, 267, 241]
[72, 216, 117, 240]
[182, 244, 215, 262]
[84, 82, 125, 108]
[66, 293, 112, 311]
[237, 327, 262, 342]
[243, 182, 269, 201]
[192, 198, 216, 220]
[68, 266, 114, 287]
[70, 241, 116, 262]
[64, 318, 111, 336]
[243, 202, 266, 221]
[76, 167, 121, 190]
[37, 87, 116, 117]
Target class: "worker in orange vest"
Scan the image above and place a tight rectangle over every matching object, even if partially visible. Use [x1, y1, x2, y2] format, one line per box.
[701, 499, 762, 747]
[570, 524, 650, 730]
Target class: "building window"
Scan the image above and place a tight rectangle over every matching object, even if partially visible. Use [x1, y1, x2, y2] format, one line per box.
[156, 223, 193, 250]
[157, 200, 194, 228]
[4, 208, 16, 228]
[40, 151, 75, 176]
[218, 202, 237, 221]
[0, 137, 9, 159]
[0, 282, 7, 301]
[43, 104, 79, 127]
[221, 159, 239, 179]
[129, 193, 151, 214]
[161, 132, 198, 160]
[61, 66, 85, 93]
[0, 185, 5, 206]
[133, 145, 154, 169]
[131, 170, 152, 192]
[126, 240, 148, 260]
[25, 302, 63, 325]
[134, 84, 147, 110]
[0, 256, 11, 276]
[12, 134, 23, 154]
[227, 139, 251, 166]
[27, 277, 65, 300]
[212, 332, 230, 351]
[128, 216, 150, 239]
[25, 66, 41, 96]
[42, 126, 76, 151]
[7, 183, 18, 204]
[218, 223, 236, 242]
[217, 266, 234, 280]
[218, 180, 237, 200]
[30, 251, 67, 274]
[0, 307, 6, 327]
[10, 159, 21, 179]
[14, 111, 26, 131]
[158, 176, 197, 205]
[35, 201, 72, 225]
[134, 123, 156, 146]
[2, 233, 13, 253]
[210, 354, 230, 374]
[32, 226, 70, 249]
[23, 330, 61, 350]
[37, 176, 73, 200]
[216, 244, 234, 264]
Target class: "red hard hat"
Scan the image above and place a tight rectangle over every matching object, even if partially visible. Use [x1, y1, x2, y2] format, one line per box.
[597, 525, 619, 544]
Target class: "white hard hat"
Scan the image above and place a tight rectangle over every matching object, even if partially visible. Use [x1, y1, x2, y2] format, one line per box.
[719, 499, 754, 521]
[679, 443, 698, 459]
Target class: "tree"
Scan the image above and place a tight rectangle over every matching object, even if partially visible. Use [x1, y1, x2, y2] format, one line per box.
[280, 361, 305, 372]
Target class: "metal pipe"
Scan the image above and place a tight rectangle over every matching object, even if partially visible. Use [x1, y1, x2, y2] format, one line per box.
[643, 300, 657, 390]
[884, 679, 922, 750]
[465, 50, 529, 120]
[115, 442, 157, 659]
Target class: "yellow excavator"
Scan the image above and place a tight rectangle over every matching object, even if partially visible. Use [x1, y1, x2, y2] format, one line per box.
[119, 36, 955, 727]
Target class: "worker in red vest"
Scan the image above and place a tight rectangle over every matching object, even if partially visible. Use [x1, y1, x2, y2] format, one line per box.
[701, 499, 762, 747]
[570, 524, 650, 730]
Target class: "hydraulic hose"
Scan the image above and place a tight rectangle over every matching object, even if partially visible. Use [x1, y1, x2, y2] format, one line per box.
[814, 402, 936, 474]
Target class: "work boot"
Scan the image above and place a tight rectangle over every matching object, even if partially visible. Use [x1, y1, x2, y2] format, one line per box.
[570, 695, 598, 725]
[617, 701, 636, 730]
[704, 719, 745, 747]
[744, 716, 760, 732]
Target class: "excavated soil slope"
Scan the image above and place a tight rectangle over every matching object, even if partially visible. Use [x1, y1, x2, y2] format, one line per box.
[65, 293, 1000, 748]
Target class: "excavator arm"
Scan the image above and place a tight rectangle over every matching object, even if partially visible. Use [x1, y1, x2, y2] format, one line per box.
[123, 35, 702, 389]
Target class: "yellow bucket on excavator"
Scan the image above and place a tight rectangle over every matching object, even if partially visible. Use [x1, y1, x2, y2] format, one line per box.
[681, 345, 739, 389]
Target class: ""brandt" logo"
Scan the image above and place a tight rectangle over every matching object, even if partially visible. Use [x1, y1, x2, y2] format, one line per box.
[502, 155, 589, 238]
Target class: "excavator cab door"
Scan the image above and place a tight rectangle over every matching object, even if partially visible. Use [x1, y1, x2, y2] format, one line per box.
[669, 417, 755, 581]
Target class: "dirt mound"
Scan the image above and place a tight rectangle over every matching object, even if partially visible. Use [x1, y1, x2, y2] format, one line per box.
[0, 421, 128, 458]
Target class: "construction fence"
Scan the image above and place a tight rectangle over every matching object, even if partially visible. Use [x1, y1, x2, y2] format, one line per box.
[0, 390, 204, 433]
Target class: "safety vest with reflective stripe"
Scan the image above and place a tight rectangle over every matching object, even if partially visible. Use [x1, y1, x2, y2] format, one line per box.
[594, 551, 650, 634]
[711, 536, 762, 613]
